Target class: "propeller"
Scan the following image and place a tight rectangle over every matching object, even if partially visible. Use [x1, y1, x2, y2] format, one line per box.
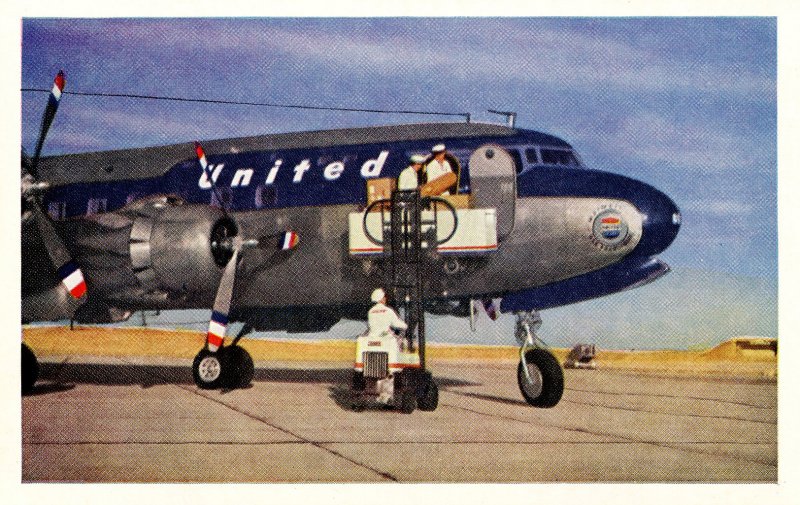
[29, 70, 65, 178]
[194, 142, 299, 352]
[23, 70, 88, 302]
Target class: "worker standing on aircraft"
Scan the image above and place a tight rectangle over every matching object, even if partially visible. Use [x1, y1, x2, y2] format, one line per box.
[397, 154, 426, 190]
[425, 144, 455, 195]
[367, 288, 408, 338]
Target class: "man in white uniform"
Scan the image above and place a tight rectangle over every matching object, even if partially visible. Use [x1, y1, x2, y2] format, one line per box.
[397, 154, 426, 190]
[366, 288, 408, 404]
[425, 143, 454, 195]
[367, 288, 408, 338]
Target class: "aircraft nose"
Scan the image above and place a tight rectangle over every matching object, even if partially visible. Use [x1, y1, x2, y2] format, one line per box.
[634, 186, 681, 257]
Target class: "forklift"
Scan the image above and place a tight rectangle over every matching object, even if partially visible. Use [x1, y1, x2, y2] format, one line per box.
[350, 188, 458, 413]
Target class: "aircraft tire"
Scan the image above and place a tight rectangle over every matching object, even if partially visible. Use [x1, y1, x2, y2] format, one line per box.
[22, 343, 39, 395]
[417, 378, 439, 411]
[517, 348, 564, 408]
[192, 348, 226, 389]
[223, 346, 254, 389]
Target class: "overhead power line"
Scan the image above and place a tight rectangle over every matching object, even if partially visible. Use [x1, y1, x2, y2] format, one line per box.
[21, 87, 472, 122]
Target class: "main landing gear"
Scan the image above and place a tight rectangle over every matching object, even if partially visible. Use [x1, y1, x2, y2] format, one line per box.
[22, 342, 39, 394]
[192, 344, 254, 390]
[515, 310, 564, 408]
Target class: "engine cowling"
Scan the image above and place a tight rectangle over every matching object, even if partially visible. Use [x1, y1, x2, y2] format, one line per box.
[126, 197, 235, 301]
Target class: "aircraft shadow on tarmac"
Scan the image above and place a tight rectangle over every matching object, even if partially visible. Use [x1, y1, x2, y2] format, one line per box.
[28, 361, 478, 397]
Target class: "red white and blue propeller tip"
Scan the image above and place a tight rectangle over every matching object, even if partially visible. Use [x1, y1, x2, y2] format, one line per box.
[194, 141, 208, 170]
[57, 261, 87, 299]
[51, 70, 65, 101]
[31, 70, 66, 172]
[207, 310, 228, 352]
[279, 231, 299, 250]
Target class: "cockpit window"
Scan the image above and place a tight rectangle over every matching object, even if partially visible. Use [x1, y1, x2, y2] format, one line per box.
[525, 148, 539, 164]
[540, 148, 580, 167]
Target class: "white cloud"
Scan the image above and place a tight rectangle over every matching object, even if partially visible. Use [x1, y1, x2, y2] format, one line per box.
[683, 198, 755, 217]
[606, 111, 767, 171]
[706, 200, 755, 216]
[56, 20, 771, 102]
[252, 23, 774, 101]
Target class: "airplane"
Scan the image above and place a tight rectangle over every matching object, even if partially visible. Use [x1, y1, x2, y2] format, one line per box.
[21, 71, 681, 409]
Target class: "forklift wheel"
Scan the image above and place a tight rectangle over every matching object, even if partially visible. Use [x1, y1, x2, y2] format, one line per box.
[399, 390, 417, 414]
[417, 380, 439, 411]
[352, 371, 366, 391]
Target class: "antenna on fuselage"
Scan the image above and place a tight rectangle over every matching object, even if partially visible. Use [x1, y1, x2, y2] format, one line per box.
[488, 110, 517, 128]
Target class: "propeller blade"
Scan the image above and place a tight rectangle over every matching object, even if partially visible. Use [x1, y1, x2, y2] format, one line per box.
[206, 248, 239, 352]
[194, 141, 229, 217]
[24, 70, 86, 303]
[277, 231, 299, 250]
[29, 70, 66, 177]
[32, 204, 87, 299]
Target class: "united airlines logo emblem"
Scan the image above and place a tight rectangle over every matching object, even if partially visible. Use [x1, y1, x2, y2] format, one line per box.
[590, 208, 630, 251]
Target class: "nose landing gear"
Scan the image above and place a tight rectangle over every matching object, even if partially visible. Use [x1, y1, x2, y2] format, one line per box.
[515, 310, 564, 408]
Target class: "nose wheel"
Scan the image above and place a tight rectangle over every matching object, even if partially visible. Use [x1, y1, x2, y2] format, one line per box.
[515, 311, 564, 408]
[517, 348, 563, 408]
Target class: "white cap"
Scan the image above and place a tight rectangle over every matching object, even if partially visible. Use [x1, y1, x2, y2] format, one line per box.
[410, 154, 426, 164]
[371, 288, 386, 303]
[431, 143, 446, 153]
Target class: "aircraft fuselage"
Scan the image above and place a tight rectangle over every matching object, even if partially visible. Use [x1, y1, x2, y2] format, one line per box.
[23, 122, 680, 325]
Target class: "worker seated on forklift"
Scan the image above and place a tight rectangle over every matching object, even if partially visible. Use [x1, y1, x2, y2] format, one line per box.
[358, 288, 407, 404]
[367, 288, 407, 343]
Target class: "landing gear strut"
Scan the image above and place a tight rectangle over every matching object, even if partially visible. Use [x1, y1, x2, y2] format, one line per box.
[515, 311, 564, 408]
[192, 345, 254, 390]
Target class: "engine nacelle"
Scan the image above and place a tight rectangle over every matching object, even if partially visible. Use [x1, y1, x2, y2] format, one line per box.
[127, 197, 235, 300]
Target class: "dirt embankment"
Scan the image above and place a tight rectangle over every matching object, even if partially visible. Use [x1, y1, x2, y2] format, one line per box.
[22, 326, 777, 379]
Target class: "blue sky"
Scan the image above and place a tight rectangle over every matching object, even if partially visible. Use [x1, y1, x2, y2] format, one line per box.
[21, 17, 777, 281]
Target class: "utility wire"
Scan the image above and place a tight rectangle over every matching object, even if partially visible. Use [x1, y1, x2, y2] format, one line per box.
[21, 88, 471, 122]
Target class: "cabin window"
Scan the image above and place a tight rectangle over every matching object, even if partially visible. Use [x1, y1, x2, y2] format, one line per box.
[48, 201, 66, 220]
[541, 148, 579, 167]
[126, 192, 145, 205]
[211, 187, 234, 209]
[255, 185, 277, 208]
[525, 148, 539, 164]
[87, 198, 107, 215]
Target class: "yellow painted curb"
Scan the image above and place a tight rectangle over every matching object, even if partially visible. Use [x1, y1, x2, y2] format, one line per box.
[22, 326, 776, 378]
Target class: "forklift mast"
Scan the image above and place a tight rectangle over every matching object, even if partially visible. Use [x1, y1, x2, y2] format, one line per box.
[385, 190, 428, 367]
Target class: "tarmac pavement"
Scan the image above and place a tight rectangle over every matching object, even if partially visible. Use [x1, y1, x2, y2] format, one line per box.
[21, 355, 777, 482]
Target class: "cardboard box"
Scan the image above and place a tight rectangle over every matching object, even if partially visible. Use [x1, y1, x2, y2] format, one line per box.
[366, 177, 396, 205]
[419, 172, 457, 197]
[442, 194, 472, 209]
